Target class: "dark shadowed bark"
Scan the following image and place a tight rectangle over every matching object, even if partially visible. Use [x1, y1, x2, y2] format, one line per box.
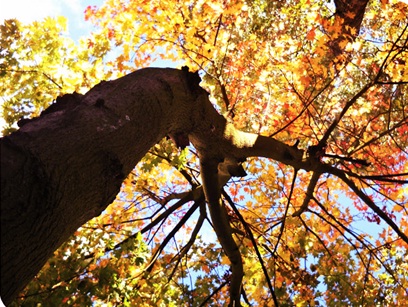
[331, 0, 370, 56]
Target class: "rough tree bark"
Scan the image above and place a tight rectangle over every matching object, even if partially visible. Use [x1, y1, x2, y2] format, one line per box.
[1, 68, 307, 305]
[0, 68, 202, 303]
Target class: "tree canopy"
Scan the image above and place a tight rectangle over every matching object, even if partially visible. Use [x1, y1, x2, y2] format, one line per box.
[1, 0, 407, 306]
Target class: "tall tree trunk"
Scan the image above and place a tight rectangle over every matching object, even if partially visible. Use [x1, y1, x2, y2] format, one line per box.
[0, 68, 205, 304]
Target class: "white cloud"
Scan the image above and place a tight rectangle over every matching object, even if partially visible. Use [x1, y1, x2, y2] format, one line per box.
[0, 0, 63, 24]
[0, 0, 105, 41]
[62, 0, 82, 15]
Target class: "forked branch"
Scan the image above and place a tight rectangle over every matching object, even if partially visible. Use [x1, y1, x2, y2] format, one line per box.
[199, 157, 243, 306]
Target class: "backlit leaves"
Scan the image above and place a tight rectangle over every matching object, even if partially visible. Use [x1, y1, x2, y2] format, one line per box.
[0, 17, 112, 135]
[4, 0, 408, 305]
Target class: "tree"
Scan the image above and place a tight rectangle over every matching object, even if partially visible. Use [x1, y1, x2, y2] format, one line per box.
[1, 0, 407, 306]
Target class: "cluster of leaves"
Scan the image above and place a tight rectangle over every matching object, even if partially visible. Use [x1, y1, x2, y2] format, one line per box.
[3, 0, 408, 305]
[0, 17, 113, 134]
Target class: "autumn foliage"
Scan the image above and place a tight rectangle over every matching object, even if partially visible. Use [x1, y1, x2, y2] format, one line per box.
[1, 0, 407, 306]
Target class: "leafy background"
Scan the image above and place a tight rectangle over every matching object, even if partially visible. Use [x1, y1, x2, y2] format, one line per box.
[1, 0, 407, 306]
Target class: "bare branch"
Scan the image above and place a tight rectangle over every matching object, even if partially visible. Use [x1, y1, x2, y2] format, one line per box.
[292, 171, 321, 217]
[326, 166, 408, 244]
[144, 200, 202, 273]
[319, 82, 373, 147]
[223, 191, 279, 307]
[168, 201, 207, 281]
[198, 280, 229, 307]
